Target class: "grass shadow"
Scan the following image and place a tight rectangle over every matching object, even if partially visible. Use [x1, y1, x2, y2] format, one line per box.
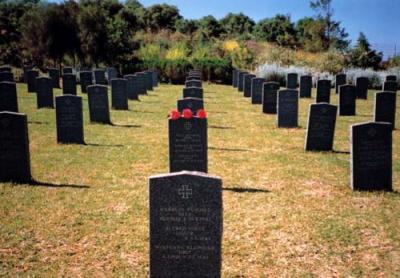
[333, 150, 350, 154]
[28, 121, 49, 125]
[29, 179, 90, 189]
[223, 187, 270, 193]
[357, 114, 373, 117]
[207, 111, 228, 114]
[129, 109, 155, 114]
[209, 125, 235, 130]
[84, 143, 124, 147]
[209, 147, 252, 152]
[110, 123, 141, 128]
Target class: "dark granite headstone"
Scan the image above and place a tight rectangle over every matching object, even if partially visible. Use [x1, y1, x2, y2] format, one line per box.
[385, 75, 397, 82]
[62, 67, 73, 75]
[79, 71, 93, 94]
[335, 74, 346, 94]
[232, 69, 237, 87]
[169, 117, 207, 173]
[382, 81, 397, 93]
[355, 77, 368, 99]
[111, 78, 128, 110]
[186, 80, 202, 88]
[186, 76, 201, 82]
[87, 85, 111, 124]
[0, 66, 11, 73]
[235, 70, 241, 89]
[27, 70, 39, 93]
[238, 71, 248, 92]
[124, 74, 139, 100]
[93, 69, 106, 85]
[305, 103, 337, 151]
[251, 77, 266, 104]
[62, 74, 77, 95]
[48, 68, 60, 88]
[299, 75, 312, 98]
[243, 74, 256, 98]
[183, 87, 203, 99]
[0, 112, 31, 182]
[0, 71, 14, 82]
[277, 89, 298, 128]
[35, 77, 54, 109]
[374, 91, 396, 129]
[23, 65, 33, 83]
[316, 80, 331, 103]
[177, 97, 204, 114]
[55, 95, 84, 144]
[350, 122, 392, 191]
[286, 73, 298, 89]
[262, 82, 280, 114]
[136, 72, 148, 95]
[0, 82, 18, 112]
[106, 67, 118, 85]
[144, 71, 154, 91]
[151, 70, 158, 87]
[149, 171, 222, 278]
[339, 85, 356, 116]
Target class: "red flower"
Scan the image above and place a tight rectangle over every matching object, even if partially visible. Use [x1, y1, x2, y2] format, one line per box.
[182, 109, 193, 119]
[170, 110, 181, 120]
[197, 109, 207, 119]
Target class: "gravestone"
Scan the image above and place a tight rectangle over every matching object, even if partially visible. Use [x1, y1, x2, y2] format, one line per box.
[55, 95, 84, 144]
[136, 72, 148, 95]
[382, 81, 397, 93]
[62, 74, 77, 95]
[0, 66, 11, 73]
[94, 69, 106, 85]
[238, 71, 248, 92]
[177, 97, 204, 114]
[277, 89, 298, 128]
[335, 74, 346, 94]
[111, 78, 128, 110]
[351, 122, 392, 191]
[338, 85, 356, 116]
[87, 85, 111, 124]
[305, 103, 337, 151]
[386, 75, 397, 82]
[286, 73, 298, 89]
[243, 74, 256, 98]
[149, 171, 222, 278]
[299, 75, 312, 98]
[35, 77, 54, 109]
[251, 77, 266, 104]
[355, 77, 368, 99]
[0, 71, 14, 82]
[124, 74, 139, 100]
[151, 70, 158, 87]
[62, 67, 73, 75]
[107, 67, 118, 85]
[0, 112, 31, 182]
[23, 65, 33, 83]
[145, 71, 154, 91]
[48, 68, 60, 88]
[27, 70, 39, 93]
[183, 87, 203, 99]
[262, 82, 280, 114]
[235, 70, 242, 89]
[316, 80, 331, 103]
[374, 91, 396, 129]
[79, 71, 93, 94]
[187, 76, 201, 82]
[169, 117, 207, 173]
[232, 69, 237, 88]
[186, 80, 202, 88]
[0, 82, 18, 112]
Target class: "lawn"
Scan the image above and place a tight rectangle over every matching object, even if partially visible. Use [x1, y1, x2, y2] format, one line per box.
[0, 83, 399, 277]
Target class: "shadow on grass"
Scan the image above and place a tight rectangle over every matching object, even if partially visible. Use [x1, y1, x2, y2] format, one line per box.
[29, 179, 90, 189]
[130, 109, 156, 114]
[110, 123, 141, 128]
[209, 147, 252, 152]
[84, 143, 124, 147]
[357, 114, 373, 117]
[223, 187, 269, 193]
[333, 150, 350, 154]
[207, 111, 228, 114]
[209, 125, 235, 130]
[28, 121, 49, 125]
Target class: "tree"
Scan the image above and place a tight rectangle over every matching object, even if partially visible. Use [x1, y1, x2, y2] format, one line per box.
[253, 15, 297, 47]
[175, 19, 198, 36]
[198, 15, 222, 41]
[143, 4, 181, 32]
[220, 13, 255, 38]
[296, 17, 325, 52]
[310, 0, 349, 50]
[348, 32, 382, 69]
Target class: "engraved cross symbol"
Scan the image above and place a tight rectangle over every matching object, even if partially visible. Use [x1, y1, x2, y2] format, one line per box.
[178, 185, 192, 199]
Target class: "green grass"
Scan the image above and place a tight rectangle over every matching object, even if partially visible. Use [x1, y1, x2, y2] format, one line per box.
[0, 83, 399, 277]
